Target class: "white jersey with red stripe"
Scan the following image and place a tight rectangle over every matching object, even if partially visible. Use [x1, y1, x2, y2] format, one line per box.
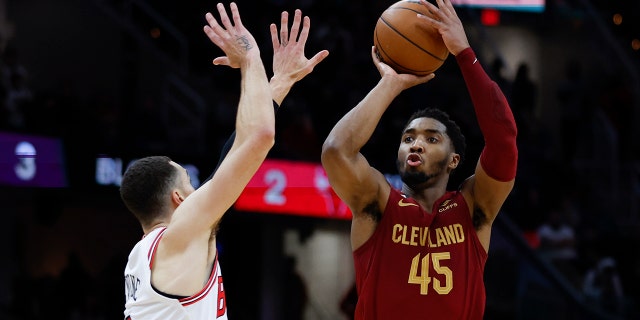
[124, 227, 228, 320]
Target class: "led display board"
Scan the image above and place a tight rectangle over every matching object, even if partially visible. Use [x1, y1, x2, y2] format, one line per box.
[451, 0, 545, 12]
[95, 155, 201, 188]
[0, 132, 67, 187]
[234, 159, 352, 219]
[94, 156, 404, 220]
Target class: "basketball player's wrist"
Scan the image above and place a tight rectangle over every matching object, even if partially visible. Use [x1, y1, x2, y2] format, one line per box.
[454, 47, 474, 61]
[270, 76, 293, 106]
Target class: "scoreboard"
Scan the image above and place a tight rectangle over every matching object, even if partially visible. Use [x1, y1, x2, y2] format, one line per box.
[0, 132, 67, 187]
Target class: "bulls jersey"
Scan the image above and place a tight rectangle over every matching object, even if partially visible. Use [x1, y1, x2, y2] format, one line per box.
[124, 227, 228, 320]
[353, 188, 487, 320]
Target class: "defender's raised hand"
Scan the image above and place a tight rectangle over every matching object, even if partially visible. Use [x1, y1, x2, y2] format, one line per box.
[269, 9, 329, 105]
[203, 2, 260, 68]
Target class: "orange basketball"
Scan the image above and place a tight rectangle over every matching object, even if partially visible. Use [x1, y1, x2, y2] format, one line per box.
[373, 0, 449, 76]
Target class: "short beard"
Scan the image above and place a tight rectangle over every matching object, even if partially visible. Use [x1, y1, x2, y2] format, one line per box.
[396, 157, 448, 189]
[400, 171, 434, 188]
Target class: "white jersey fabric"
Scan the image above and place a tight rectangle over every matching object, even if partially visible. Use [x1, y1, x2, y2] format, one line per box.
[124, 227, 228, 320]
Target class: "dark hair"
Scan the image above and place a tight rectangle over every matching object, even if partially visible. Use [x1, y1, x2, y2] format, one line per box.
[120, 156, 177, 225]
[403, 108, 466, 166]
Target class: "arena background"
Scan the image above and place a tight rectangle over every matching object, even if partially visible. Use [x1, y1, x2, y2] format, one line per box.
[1, 0, 639, 319]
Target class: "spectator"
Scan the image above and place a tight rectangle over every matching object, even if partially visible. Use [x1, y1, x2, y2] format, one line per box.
[583, 256, 626, 316]
[510, 62, 537, 127]
[537, 207, 580, 286]
[556, 58, 586, 163]
[0, 45, 32, 131]
[489, 56, 512, 99]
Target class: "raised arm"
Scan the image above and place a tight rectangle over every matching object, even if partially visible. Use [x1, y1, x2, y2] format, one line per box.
[148, 2, 274, 297]
[204, 8, 329, 183]
[420, 0, 517, 244]
[269, 9, 329, 105]
[321, 47, 433, 247]
[167, 1, 274, 249]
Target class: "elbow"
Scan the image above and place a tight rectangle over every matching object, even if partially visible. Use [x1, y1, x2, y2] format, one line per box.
[256, 127, 276, 150]
[236, 123, 275, 155]
[321, 137, 341, 165]
[245, 126, 275, 155]
[321, 137, 354, 174]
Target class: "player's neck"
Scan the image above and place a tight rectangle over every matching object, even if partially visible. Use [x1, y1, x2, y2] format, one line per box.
[402, 185, 447, 212]
[142, 222, 168, 237]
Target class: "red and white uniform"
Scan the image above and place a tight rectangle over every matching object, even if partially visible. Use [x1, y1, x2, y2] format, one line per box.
[353, 188, 487, 320]
[124, 227, 228, 320]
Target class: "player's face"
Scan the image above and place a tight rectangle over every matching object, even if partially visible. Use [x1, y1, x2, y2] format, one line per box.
[396, 117, 454, 187]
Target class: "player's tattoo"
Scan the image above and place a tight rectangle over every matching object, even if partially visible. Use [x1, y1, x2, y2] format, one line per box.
[236, 35, 253, 51]
[281, 40, 288, 47]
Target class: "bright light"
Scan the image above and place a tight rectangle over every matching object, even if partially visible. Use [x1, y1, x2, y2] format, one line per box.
[612, 13, 623, 26]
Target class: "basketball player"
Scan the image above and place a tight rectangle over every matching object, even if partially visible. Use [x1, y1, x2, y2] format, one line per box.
[321, 0, 518, 319]
[121, 3, 328, 319]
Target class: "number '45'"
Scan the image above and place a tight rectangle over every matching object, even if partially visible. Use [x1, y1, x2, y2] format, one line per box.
[408, 252, 453, 295]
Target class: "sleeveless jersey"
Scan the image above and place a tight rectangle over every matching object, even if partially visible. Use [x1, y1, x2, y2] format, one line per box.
[353, 188, 487, 320]
[124, 227, 228, 320]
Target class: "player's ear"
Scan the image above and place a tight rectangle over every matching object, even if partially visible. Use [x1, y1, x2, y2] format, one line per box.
[448, 153, 460, 170]
[171, 190, 185, 206]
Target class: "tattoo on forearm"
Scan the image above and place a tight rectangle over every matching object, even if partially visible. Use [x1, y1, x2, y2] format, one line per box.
[236, 35, 253, 51]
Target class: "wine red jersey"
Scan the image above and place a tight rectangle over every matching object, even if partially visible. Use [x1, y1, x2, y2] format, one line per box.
[353, 188, 487, 320]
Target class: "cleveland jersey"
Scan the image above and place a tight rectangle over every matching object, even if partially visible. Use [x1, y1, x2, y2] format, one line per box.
[353, 188, 487, 320]
[124, 227, 228, 320]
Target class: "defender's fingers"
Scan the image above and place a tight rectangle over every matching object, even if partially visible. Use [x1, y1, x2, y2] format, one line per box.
[229, 2, 245, 29]
[297, 16, 311, 45]
[212, 56, 230, 66]
[270, 23, 279, 48]
[289, 9, 302, 42]
[279, 11, 289, 44]
[308, 50, 330, 67]
[204, 24, 224, 48]
[216, 3, 233, 30]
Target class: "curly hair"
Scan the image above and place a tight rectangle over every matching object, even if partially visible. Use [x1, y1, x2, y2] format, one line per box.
[403, 107, 467, 167]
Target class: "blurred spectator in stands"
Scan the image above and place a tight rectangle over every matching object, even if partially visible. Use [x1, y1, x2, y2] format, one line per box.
[583, 256, 627, 316]
[276, 98, 322, 161]
[537, 206, 580, 287]
[0, 44, 28, 90]
[596, 69, 635, 161]
[1, 45, 32, 132]
[91, 93, 122, 153]
[123, 94, 168, 155]
[506, 113, 553, 233]
[510, 62, 537, 128]
[58, 252, 95, 318]
[556, 58, 586, 163]
[489, 56, 512, 99]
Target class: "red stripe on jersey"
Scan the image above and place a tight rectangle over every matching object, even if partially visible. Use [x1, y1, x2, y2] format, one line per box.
[148, 227, 167, 269]
[179, 253, 219, 306]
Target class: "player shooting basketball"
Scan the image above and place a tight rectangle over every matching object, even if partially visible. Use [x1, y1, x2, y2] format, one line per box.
[321, 0, 518, 318]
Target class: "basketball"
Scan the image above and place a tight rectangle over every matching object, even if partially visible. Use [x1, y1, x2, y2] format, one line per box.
[373, 0, 449, 76]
